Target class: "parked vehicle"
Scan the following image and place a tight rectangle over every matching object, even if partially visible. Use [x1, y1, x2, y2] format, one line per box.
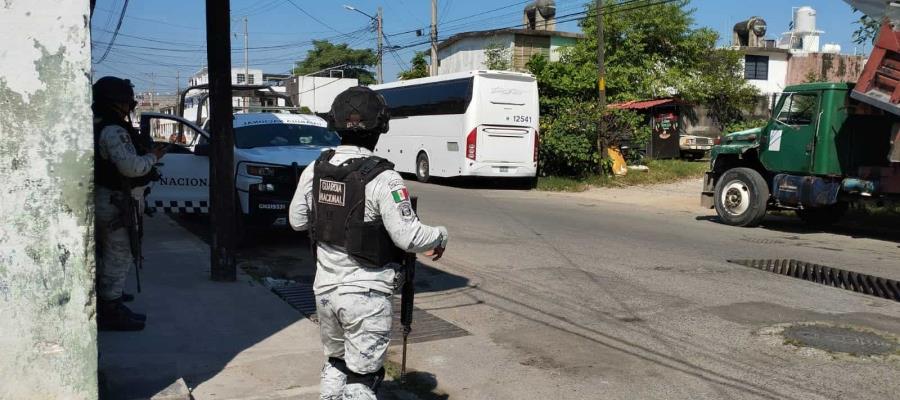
[370, 70, 539, 185]
[701, 82, 898, 227]
[679, 134, 713, 160]
[139, 84, 338, 228]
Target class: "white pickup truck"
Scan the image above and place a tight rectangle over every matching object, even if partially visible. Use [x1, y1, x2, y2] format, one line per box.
[139, 112, 339, 227]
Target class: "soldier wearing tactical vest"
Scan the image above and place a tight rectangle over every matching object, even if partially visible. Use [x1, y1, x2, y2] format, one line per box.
[93, 76, 167, 331]
[289, 87, 448, 400]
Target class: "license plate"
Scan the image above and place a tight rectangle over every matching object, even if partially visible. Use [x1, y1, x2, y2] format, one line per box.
[499, 166, 509, 173]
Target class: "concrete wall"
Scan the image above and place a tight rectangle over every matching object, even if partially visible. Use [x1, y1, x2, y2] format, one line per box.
[786, 53, 865, 85]
[0, 1, 97, 398]
[438, 34, 515, 75]
[286, 76, 359, 113]
[549, 36, 577, 62]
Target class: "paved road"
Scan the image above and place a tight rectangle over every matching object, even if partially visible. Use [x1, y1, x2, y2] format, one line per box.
[183, 179, 900, 399]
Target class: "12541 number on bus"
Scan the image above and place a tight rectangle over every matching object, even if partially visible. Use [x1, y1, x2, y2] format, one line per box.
[512, 115, 534, 124]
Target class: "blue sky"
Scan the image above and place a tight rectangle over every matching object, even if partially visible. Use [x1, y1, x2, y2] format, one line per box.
[90, 0, 863, 93]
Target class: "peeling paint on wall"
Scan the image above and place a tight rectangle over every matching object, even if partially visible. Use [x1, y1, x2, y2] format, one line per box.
[0, 1, 97, 399]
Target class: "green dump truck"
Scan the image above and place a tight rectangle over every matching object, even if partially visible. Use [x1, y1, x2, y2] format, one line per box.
[701, 82, 900, 227]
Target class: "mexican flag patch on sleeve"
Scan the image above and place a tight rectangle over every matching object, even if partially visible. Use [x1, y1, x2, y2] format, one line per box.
[391, 187, 410, 203]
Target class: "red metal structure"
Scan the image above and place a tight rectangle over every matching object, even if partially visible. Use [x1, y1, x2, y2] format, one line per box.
[852, 20, 900, 115]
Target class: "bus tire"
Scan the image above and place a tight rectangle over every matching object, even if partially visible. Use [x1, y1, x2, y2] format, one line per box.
[415, 152, 430, 183]
[713, 167, 769, 227]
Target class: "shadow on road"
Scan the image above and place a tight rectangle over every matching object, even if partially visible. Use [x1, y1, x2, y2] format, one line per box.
[381, 370, 449, 400]
[401, 174, 535, 191]
[695, 212, 900, 244]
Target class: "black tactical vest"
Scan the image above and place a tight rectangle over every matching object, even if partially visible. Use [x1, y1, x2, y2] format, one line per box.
[311, 150, 405, 267]
[94, 117, 157, 190]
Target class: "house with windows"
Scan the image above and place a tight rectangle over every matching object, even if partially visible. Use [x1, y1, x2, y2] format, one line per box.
[732, 8, 864, 96]
[435, 0, 582, 74]
[740, 47, 791, 95]
[436, 28, 582, 75]
[188, 67, 263, 86]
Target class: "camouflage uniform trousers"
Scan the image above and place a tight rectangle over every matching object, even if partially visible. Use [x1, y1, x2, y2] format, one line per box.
[95, 187, 134, 301]
[316, 289, 393, 400]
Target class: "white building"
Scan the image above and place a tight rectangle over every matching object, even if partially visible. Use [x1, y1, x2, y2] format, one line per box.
[188, 67, 264, 86]
[741, 47, 791, 95]
[437, 28, 582, 75]
[285, 76, 359, 113]
[182, 67, 290, 125]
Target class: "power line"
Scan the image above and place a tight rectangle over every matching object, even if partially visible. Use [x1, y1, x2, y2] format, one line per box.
[389, 0, 677, 52]
[284, 0, 348, 37]
[93, 0, 130, 64]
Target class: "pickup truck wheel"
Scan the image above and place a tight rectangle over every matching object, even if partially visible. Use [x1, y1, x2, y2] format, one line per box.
[713, 167, 770, 227]
[796, 202, 848, 227]
[415, 152, 430, 183]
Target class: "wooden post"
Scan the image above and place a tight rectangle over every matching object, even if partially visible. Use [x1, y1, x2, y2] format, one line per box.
[431, 0, 438, 76]
[596, 0, 608, 165]
[205, 0, 237, 281]
[377, 7, 384, 84]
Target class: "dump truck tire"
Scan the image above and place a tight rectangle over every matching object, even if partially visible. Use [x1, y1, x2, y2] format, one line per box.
[714, 167, 770, 227]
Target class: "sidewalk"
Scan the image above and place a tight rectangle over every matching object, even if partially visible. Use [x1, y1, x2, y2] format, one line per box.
[98, 215, 324, 400]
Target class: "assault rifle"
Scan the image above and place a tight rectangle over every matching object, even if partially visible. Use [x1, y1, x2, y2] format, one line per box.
[111, 185, 144, 293]
[399, 197, 418, 382]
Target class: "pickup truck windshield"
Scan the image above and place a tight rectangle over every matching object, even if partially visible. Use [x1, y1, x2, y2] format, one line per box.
[235, 124, 340, 149]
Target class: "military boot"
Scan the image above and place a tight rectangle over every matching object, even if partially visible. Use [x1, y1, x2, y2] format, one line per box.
[121, 292, 135, 302]
[98, 299, 145, 331]
[112, 295, 146, 321]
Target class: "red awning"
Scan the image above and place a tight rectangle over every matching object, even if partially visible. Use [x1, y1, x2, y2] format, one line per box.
[609, 98, 678, 110]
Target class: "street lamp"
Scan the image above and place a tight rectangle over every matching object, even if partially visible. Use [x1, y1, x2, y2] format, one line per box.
[343, 4, 375, 20]
[343, 4, 383, 84]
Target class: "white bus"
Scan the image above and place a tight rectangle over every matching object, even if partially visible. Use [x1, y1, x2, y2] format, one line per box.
[370, 70, 539, 184]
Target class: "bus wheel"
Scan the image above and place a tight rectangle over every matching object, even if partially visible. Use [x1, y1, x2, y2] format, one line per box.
[416, 152, 430, 183]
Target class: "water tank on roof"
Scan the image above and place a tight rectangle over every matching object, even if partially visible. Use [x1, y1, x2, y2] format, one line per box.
[536, 0, 556, 18]
[822, 43, 842, 54]
[732, 16, 767, 47]
[794, 6, 817, 33]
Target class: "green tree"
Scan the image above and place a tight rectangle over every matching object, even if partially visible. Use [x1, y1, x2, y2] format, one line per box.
[852, 10, 880, 45]
[484, 42, 512, 70]
[528, 0, 759, 176]
[398, 52, 429, 80]
[293, 40, 377, 84]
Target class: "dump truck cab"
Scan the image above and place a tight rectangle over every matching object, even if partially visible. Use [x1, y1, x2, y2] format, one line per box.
[702, 82, 900, 227]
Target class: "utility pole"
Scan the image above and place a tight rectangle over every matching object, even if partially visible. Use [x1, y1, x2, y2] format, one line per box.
[243, 16, 250, 108]
[205, 0, 237, 282]
[176, 71, 181, 97]
[147, 72, 156, 111]
[596, 0, 608, 163]
[377, 7, 383, 84]
[430, 0, 438, 76]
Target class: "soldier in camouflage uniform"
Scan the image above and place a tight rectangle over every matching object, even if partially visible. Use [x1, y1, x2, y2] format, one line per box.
[93, 76, 167, 331]
[289, 87, 448, 400]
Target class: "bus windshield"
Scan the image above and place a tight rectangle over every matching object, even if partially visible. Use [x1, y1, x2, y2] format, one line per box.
[234, 124, 340, 149]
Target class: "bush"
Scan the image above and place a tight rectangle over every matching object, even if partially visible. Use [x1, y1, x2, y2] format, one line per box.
[539, 99, 647, 177]
[723, 118, 767, 134]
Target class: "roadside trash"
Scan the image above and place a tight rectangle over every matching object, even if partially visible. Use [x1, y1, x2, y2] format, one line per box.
[628, 165, 650, 172]
[607, 147, 628, 176]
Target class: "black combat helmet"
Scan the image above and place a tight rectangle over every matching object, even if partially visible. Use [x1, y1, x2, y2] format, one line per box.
[327, 86, 390, 135]
[92, 76, 137, 109]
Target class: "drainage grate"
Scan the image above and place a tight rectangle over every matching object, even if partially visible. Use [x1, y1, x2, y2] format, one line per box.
[728, 259, 900, 302]
[272, 283, 470, 344]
